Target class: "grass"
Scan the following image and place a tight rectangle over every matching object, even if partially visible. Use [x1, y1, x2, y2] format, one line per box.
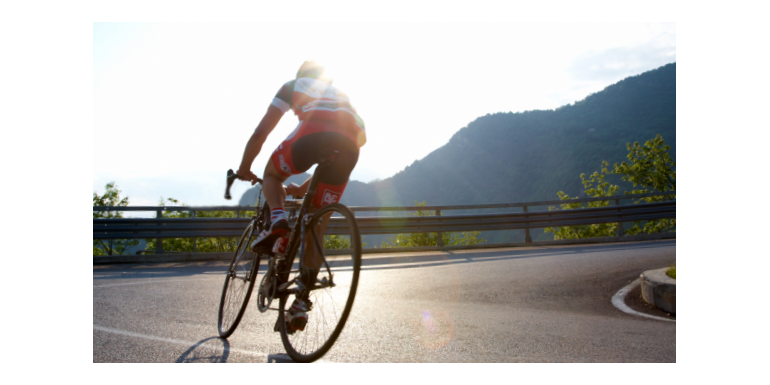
[666, 265, 676, 279]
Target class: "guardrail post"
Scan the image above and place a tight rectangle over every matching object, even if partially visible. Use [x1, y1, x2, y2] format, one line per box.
[192, 210, 197, 253]
[615, 199, 625, 237]
[156, 209, 164, 254]
[436, 209, 444, 247]
[523, 206, 532, 243]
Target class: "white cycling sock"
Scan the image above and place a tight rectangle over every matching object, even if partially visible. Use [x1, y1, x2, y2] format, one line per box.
[271, 208, 286, 224]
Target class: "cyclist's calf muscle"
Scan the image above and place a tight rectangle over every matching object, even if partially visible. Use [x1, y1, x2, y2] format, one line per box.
[303, 210, 332, 270]
[262, 158, 289, 212]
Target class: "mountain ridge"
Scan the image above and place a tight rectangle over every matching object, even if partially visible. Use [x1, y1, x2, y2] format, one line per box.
[240, 63, 676, 210]
[340, 62, 676, 207]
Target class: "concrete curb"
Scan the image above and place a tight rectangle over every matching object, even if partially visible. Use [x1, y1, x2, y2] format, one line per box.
[640, 267, 676, 314]
[93, 232, 675, 265]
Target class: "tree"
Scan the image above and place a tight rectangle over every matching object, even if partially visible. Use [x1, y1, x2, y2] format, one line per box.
[544, 134, 676, 239]
[93, 182, 139, 255]
[613, 134, 676, 234]
[324, 235, 351, 249]
[614, 134, 676, 194]
[380, 201, 485, 247]
[144, 197, 255, 253]
[544, 162, 620, 240]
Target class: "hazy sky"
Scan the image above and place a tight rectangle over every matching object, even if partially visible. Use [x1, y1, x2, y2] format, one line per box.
[93, 22, 675, 207]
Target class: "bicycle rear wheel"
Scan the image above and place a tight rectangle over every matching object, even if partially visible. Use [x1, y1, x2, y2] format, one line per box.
[278, 203, 362, 362]
[218, 222, 262, 338]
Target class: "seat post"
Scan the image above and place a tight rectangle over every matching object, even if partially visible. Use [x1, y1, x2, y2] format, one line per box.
[301, 168, 324, 213]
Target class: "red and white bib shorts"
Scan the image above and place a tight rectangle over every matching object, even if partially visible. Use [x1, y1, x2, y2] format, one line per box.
[270, 120, 359, 209]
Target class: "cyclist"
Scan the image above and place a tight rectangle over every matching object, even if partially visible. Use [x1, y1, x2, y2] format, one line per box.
[235, 61, 365, 332]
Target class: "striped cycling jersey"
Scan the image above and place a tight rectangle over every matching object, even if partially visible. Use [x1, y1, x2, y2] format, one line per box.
[270, 78, 366, 147]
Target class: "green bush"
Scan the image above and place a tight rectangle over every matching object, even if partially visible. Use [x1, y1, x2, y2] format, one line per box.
[380, 201, 485, 247]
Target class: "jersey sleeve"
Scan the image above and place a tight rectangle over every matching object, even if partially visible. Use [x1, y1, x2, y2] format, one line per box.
[270, 80, 295, 113]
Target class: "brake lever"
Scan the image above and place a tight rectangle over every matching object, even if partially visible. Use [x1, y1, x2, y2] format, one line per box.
[225, 169, 263, 200]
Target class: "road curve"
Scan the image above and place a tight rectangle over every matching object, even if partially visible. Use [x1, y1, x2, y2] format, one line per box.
[93, 240, 676, 362]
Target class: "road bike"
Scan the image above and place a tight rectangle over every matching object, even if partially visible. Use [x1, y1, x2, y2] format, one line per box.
[217, 150, 362, 363]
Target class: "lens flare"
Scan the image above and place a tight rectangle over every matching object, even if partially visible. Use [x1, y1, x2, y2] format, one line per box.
[413, 309, 455, 349]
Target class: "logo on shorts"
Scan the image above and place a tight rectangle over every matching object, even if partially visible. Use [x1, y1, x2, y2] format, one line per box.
[278, 154, 291, 174]
[322, 189, 340, 206]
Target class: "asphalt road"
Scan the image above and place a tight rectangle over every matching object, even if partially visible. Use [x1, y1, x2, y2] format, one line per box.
[93, 240, 676, 362]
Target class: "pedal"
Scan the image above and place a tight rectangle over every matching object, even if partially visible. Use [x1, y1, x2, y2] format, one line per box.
[274, 319, 296, 334]
[315, 276, 335, 288]
[289, 316, 307, 332]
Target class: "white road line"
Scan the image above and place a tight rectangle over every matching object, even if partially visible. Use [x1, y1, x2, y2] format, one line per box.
[93, 325, 270, 359]
[611, 279, 675, 322]
[93, 276, 220, 288]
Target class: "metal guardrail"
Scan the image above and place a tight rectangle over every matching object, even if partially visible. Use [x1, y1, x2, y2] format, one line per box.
[93, 191, 673, 212]
[93, 192, 675, 254]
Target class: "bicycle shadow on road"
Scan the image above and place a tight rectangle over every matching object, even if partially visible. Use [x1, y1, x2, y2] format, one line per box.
[175, 336, 299, 363]
[267, 353, 295, 363]
[176, 337, 230, 363]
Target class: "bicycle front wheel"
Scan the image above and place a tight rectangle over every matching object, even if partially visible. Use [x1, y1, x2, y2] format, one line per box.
[218, 222, 261, 338]
[278, 203, 362, 362]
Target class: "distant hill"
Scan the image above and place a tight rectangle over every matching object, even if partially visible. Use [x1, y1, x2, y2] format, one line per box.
[341, 62, 676, 207]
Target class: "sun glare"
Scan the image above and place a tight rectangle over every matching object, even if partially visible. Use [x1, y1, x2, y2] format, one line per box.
[93, 23, 675, 205]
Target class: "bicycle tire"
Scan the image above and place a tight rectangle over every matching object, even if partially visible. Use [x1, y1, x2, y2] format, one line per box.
[278, 203, 362, 362]
[217, 221, 261, 338]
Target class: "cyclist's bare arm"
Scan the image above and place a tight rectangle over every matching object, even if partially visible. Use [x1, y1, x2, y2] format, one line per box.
[236, 104, 285, 184]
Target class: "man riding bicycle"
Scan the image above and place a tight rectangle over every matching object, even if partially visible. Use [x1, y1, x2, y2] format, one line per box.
[235, 61, 366, 332]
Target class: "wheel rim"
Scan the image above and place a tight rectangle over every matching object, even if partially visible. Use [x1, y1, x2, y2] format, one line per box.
[218, 226, 259, 336]
[283, 272, 356, 356]
[279, 204, 361, 361]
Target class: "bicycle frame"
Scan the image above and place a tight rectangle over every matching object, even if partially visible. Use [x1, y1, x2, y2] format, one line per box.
[277, 163, 335, 293]
[222, 155, 360, 361]
[226, 151, 341, 307]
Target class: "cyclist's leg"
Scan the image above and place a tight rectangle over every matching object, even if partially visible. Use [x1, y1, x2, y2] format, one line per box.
[302, 208, 331, 270]
[252, 131, 304, 249]
[300, 154, 358, 285]
[264, 120, 310, 211]
[302, 179, 350, 272]
[262, 158, 288, 213]
[248, 158, 292, 248]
